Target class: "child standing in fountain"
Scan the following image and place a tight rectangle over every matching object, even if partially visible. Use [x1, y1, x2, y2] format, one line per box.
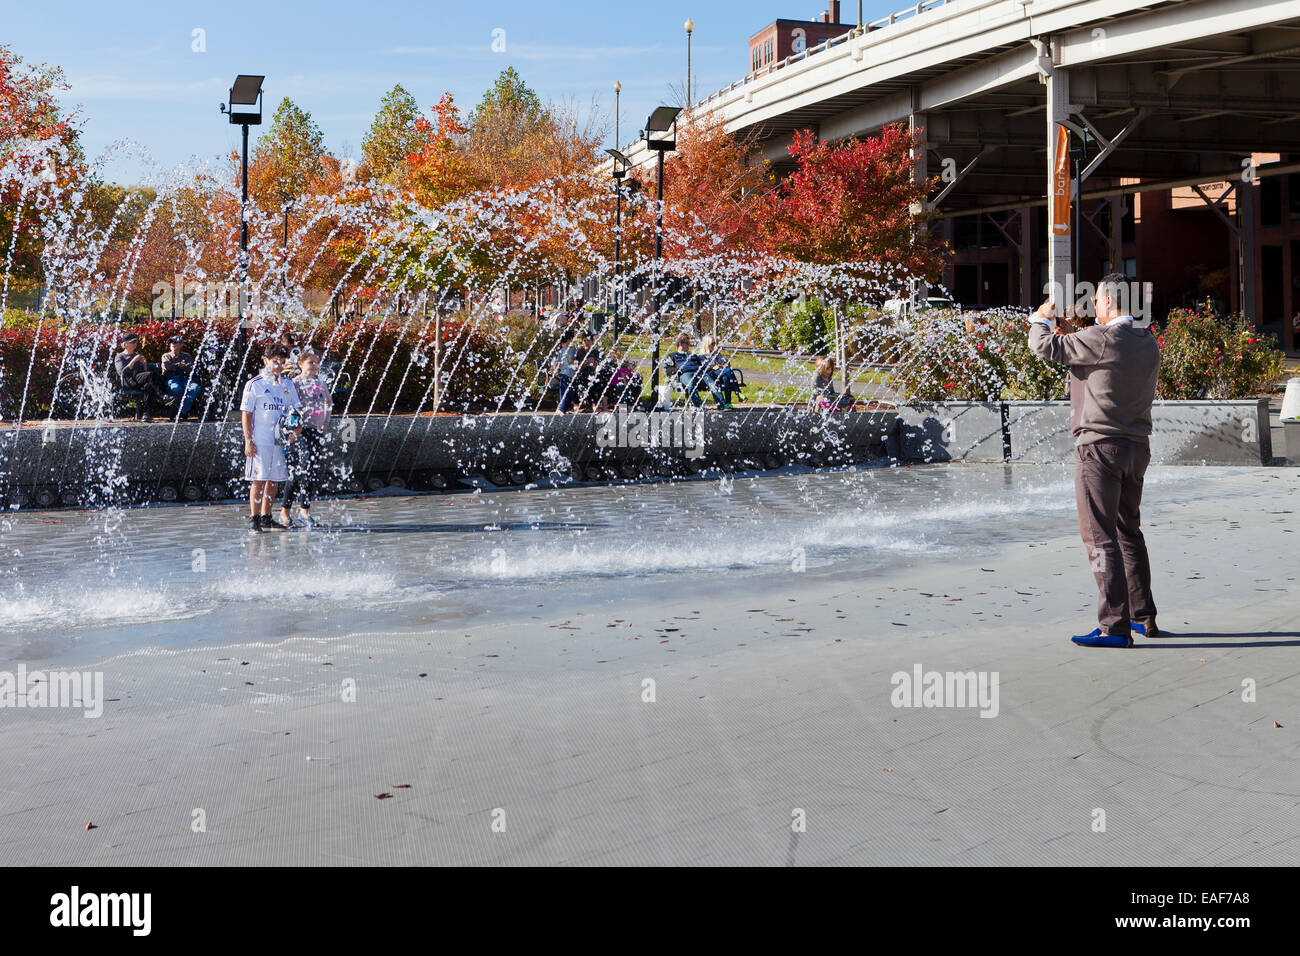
[278, 348, 331, 529]
[241, 344, 301, 533]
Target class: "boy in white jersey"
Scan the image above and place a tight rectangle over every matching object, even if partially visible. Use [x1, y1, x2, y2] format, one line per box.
[241, 344, 302, 533]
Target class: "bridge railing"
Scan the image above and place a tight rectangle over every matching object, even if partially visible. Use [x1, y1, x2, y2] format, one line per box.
[696, 0, 953, 110]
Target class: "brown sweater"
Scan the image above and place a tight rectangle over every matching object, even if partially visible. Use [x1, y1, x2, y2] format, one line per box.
[1028, 318, 1161, 446]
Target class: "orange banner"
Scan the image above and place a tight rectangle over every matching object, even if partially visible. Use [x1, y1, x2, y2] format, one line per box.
[1051, 123, 1071, 236]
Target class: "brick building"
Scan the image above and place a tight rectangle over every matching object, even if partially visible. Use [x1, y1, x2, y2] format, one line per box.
[748, 1, 854, 75]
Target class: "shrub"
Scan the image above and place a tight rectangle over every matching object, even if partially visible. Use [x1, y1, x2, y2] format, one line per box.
[760, 298, 833, 352]
[1154, 308, 1286, 399]
[0, 314, 514, 420]
[883, 309, 1065, 402]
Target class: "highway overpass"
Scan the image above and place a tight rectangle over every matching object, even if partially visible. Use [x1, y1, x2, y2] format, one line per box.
[618, 0, 1300, 341]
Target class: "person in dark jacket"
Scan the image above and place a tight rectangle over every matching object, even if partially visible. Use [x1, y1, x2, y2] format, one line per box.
[113, 333, 175, 407]
[668, 333, 727, 408]
[161, 335, 202, 418]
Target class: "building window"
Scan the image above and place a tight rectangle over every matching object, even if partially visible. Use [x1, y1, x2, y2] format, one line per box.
[1261, 177, 1282, 227]
[954, 215, 978, 251]
[765, 39, 773, 64]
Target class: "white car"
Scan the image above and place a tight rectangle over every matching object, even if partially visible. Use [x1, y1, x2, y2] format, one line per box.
[882, 296, 961, 317]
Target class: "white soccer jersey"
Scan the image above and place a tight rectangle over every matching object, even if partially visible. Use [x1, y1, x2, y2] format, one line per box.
[241, 370, 301, 482]
[241, 371, 301, 436]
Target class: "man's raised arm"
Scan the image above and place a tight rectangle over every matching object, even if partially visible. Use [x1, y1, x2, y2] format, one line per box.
[1027, 301, 1106, 367]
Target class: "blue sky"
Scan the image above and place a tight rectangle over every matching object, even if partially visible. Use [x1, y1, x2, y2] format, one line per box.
[2, 0, 901, 185]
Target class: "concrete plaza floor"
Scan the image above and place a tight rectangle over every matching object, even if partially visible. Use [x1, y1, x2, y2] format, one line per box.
[0, 462, 1295, 865]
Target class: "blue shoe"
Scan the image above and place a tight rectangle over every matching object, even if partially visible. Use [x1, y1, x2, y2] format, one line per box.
[1131, 622, 1145, 636]
[1071, 628, 1133, 648]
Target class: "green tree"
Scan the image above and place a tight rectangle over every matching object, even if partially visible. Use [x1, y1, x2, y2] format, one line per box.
[362, 84, 423, 183]
[252, 97, 326, 207]
[466, 67, 549, 188]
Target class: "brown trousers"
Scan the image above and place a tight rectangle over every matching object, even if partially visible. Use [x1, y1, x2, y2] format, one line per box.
[1074, 438, 1157, 636]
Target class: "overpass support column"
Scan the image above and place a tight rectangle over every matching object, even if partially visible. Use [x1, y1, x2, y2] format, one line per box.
[1238, 179, 1258, 325]
[910, 98, 929, 301]
[1020, 208, 1036, 308]
[1046, 63, 1072, 310]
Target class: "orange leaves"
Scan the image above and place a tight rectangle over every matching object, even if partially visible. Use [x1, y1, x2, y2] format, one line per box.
[404, 93, 482, 210]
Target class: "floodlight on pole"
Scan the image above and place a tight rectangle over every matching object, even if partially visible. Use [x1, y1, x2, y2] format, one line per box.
[219, 74, 264, 340]
[643, 106, 682, 402]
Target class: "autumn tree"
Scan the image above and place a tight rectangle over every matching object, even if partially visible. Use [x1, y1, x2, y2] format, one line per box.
[630, 111, 769, 259]
[251, 97, 326, 209]
[362, 84, 423, 184]
[404, 92, 480, 208]
[758, 124, 944, 295]
[0, 43, 83, 296]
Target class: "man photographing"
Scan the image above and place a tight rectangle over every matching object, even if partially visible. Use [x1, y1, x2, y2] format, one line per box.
[1028, 274, 1162, 648]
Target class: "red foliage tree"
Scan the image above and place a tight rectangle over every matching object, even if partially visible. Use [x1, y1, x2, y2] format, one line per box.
[758, 124, 945, 295]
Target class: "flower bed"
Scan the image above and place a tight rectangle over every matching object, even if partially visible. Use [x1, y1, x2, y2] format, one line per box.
[1154, 308, 1286, 399]
[0, 314, 512, 419]
[886, 307, 1287, 403]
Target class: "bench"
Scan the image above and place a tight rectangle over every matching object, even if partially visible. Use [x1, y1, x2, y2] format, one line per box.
[663, 354, 746, 407]
[109, 363, 153, 420]
[536, 359, 642, 411]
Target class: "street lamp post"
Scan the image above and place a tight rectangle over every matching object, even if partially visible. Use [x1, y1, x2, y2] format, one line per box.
[644, 106, 682, 403]
[605, 149, 631, 348]
[684, 19, 694, 108]
[219, 74, 264, 337]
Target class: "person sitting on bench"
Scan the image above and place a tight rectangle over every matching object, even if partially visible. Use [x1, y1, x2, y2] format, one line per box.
[697, 334, 744, 406]
[161, 335, 202, 418]
[602, 351, 640, 409]
[114, 333, 175, 408]
[669, 333, 727, 408]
